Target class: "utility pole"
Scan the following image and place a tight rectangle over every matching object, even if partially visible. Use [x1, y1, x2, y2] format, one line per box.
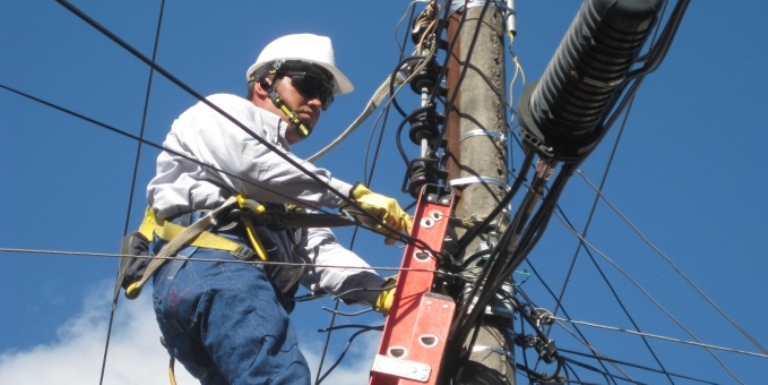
[444, 2, 515, 385]
[371, 0, 677, 383]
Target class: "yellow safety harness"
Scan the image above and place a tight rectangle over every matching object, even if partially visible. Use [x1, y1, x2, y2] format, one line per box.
[116, 194, 387, 385]
[122, 195, 271, 299]
[120, 194, 356, 299]
[117, 195, 361, 385]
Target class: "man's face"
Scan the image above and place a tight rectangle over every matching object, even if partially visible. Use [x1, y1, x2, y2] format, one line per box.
[269, 69, 334, 144]
[280, 76, 324, 143]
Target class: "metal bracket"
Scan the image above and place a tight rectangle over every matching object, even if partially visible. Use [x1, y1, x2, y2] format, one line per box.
[422, 184, 453, 207]
[371, 355, 432, 383]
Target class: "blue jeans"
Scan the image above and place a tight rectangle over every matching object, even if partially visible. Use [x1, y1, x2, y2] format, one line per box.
[152, 241, 310, 385]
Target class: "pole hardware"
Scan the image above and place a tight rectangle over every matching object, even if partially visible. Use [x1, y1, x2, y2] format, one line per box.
[408, 103, 443, 147]
[404, 158, 446, 199]
[517, 0, 664, 162]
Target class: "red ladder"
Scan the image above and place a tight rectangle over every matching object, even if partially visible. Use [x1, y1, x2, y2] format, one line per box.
[369, 188, 455, 385]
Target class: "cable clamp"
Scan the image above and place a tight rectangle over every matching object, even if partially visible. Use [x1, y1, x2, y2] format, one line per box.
[530, 307, 554, 327]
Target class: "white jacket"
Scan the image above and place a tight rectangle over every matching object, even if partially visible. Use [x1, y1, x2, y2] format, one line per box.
[147, 93, 384, 304]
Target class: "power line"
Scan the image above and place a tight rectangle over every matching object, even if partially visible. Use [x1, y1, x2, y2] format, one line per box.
[101, 2, 167, 384]
[576, 168, 768, 355]
[552, 209, 746, 383]
[556, 317, 768, 359]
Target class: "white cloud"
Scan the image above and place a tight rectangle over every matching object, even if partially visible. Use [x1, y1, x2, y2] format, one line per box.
[0, 282, 195, 385]
[0, 281, 376, 385]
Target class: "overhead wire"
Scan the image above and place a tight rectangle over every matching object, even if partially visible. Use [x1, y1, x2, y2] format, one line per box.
[0, 246, 448, 277]
[0, 83, 372, 233]
[556, 318, 768, 360]
[496, 2, 722, 383]
[576, 169, 768, 355]
[547, 94, 675, 384]
[438, 2, 720, 380]
[552, 208, 746, 383]
[10, 1, 755, 383]
[53, 0, 430, 251]
[518, 235, 748, 385]
[514, 276, 626, 381]
[314, 299, 340, 385]
[101, 1, 167, 384]
[1, 75, 426, 257]
[559, 349, 719, 385]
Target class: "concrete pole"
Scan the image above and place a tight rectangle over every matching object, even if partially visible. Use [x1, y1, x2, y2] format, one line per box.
[445, 3, 515, 385]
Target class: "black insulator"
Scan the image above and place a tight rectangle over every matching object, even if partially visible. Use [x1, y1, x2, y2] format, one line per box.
[517, 0, 663, 162]
[408, 107, 442, 145]
[409, 59, 442, 95]
[405, 157, 442, 198]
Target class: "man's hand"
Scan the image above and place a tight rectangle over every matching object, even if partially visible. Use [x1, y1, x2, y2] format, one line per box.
[347, 183, 413, 244]
[373, 277, 397, 316]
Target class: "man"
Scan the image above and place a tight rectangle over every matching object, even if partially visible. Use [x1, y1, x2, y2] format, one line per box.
[147, 33, 411, 385]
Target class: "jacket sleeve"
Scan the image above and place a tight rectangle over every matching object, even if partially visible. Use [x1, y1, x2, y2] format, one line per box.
[298, 227, 385, 306]
[152, 94, 353, 216]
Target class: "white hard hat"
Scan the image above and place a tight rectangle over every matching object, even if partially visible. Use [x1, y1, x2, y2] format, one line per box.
[246, 33, 353, 95]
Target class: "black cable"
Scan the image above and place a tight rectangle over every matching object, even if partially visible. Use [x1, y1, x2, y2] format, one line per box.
[452, 150, 535, 258]
[559, 348, 719, 385]
[519, 259, 621, 381]
[553, 97, 674, 384]
[53, 0, 420, 246]
[387, 55, 429, 118]
[445, 162, 577, 381]
[0, 84, 349, 223]
[100, 2, 167, 385]
[443, 163, 558, 377]
[316, 325, 383, 384]
[628, 0, 690, 80]
[517, 235, 629, 384]
[314, 299, 340, 385]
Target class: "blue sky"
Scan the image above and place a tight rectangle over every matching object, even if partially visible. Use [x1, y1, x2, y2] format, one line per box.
[1, 1, 767, 384]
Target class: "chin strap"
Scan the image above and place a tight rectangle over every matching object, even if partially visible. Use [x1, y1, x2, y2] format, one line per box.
[267, 88, 313, 138]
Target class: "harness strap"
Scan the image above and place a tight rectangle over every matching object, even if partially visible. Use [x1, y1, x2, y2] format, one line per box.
[125, 196, 251, 299]
[122, 195, 356, 299]
[154, 219, 260, 260]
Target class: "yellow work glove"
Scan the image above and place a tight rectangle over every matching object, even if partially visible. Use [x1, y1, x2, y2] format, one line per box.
[373, 277, 397, 316]
[347, 183, 413, 245]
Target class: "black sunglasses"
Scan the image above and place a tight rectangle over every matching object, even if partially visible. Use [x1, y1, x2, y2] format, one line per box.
[282, 70, 335, 111]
